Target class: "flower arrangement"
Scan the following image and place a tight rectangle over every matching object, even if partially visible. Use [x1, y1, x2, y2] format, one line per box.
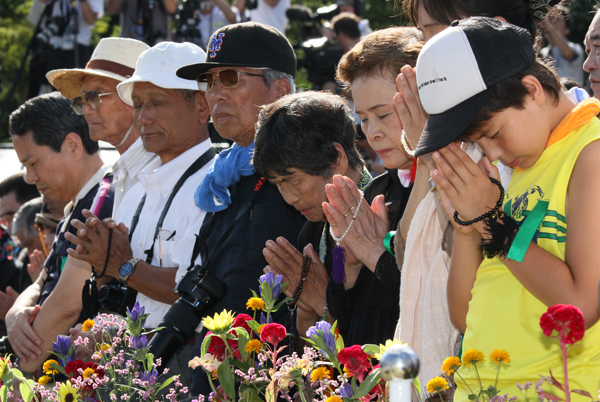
[0, 302, 187, 402]
[189, 272, 404, 402]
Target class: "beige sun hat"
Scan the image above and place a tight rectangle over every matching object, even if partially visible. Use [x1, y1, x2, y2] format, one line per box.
[46, 37, 150, 99]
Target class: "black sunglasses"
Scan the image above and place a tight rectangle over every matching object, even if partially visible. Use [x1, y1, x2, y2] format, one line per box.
[196, 69, 264, 91]
[71, 91, 116, 115]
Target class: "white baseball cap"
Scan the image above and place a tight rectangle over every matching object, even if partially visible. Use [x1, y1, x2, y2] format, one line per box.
[117, 41, 208, 106]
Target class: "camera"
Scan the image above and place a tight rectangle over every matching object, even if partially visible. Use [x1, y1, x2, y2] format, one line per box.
[36, 16, 68, 46]
[173, 0, 204, 47]
[98, 280, 139, 317]
[0, 336, 13, 355]
[147, 264, 226, 370]
[286, 4, 345, 89]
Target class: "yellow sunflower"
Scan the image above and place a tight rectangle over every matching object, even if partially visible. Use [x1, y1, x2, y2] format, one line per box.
[326, 396, 343, 402]
[257, 324, 266, 334]
[100, 343, 111, 351]
[202, 310, 235, 335]
[37, 375, 51, 385]
[59, 381, 80, 402]
[441, 356, 462, 376]
[43, 359, 60, 375]
[426, 376, 450, 394]
[245, 339, 263, 353]
[81, 319, 95, 332]
[489, 349, 511, 365]
[310, 367, 331, 383]
[0, 357, 10, 377]
[462, 349, 485, 368]
[246, 297, 265, 311]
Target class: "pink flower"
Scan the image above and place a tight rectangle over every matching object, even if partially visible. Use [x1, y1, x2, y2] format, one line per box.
[260, 323, 287, 346]
[540, 304, 585, 344]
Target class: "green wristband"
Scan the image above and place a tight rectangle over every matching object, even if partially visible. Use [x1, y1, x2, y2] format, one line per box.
[383, 231, 396, 257]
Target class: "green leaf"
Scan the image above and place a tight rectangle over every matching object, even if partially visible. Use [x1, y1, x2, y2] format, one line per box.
[247, 320, 261, 334]
[1, 384, 8, 402]
[146, 353, 155, 370]
[272, 297, 294, 312]
[19, 379, 34, 402]
[49, 362, 67, 377]
[236, 328, 250, 361]
[413, 377, 421, 398]
[155, 376, 174, 393]
[353, 368, 382, 399]
[335, 331, 345, 352]
[361, 344, 380, 356]
[468, 393, 478, 400]
[265, 380, 276, 402]
[217, 359, 236, 400]
[201, 333, 215, 358]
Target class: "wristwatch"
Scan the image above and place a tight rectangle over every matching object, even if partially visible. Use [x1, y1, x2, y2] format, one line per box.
[118, 258, 142, 285]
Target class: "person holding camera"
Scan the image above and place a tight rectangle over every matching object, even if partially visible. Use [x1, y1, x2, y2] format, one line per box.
[106, 0, 176, 45]
[173, 0, 239, 50]
[4, 92, 114, 372]
[39, 0, 103, 76]
[65, 41, 216, 388]
[235, 0, 288, 33]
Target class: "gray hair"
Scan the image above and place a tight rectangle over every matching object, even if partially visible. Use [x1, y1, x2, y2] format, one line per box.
[12, 197, 43, 240]
[263, 69, 296, 94]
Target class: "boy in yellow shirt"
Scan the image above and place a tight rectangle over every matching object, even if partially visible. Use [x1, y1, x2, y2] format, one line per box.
[416, 17, 600, 400]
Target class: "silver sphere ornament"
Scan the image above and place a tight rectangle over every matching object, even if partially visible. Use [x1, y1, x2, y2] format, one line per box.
[379, 344, 420, 381]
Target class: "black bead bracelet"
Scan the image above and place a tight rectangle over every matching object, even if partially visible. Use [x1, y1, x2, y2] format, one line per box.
[453, 178, 504, 226]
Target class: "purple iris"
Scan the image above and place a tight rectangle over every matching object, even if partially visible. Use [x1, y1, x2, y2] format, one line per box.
[260, 313, 273, 324]
[131, 335, 148, 350]
[140, 368, 158, 385]
[127, 302, 145, 324]
[340, 382, 354, 398]
[259, 271, 283, 299]
[306, 321, 336, 357]
[52, 335, 74, 365]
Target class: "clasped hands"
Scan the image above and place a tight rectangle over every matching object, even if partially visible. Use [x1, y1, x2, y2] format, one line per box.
[64, 209, 134, 279]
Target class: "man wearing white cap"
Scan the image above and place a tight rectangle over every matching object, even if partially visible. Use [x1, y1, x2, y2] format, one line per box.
[47, 37, 157, 213]
[65, 41, 215, 386]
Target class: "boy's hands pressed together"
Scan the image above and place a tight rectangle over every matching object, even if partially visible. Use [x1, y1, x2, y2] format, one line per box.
[430, 142, 502, 237]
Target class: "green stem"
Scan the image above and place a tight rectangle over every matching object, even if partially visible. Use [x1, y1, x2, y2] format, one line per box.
[494, 362, 500, 392]
[439, 391, 445, 402]
[473, 363, 484, 397]
[455, 370, 476, 396]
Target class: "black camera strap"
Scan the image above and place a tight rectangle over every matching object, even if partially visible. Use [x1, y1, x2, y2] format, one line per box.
[128, 147, 216, 264]
[188, 176, 267, 269]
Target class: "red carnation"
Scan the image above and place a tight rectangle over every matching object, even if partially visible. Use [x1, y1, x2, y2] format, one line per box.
[207, 332, 241, 360]
[540, 304, 585, 345]
[233, 314, 253, 334]
[260, 323, 287, 346]
[338, 345, 371, 382]
[65, 360, 86, 377]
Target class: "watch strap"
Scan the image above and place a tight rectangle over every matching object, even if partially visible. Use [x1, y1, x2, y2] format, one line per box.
[119, 258, 142, 284]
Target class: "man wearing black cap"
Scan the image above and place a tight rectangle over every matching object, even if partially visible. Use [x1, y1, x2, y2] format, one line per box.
[175, 22, 306, 396]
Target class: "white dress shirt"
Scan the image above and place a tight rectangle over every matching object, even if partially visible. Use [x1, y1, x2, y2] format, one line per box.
[112, 137, 158, 214]
[114, 139, 215, 328]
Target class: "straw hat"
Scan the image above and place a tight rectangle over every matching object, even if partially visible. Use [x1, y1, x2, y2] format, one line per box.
[46, 37, 150, 99]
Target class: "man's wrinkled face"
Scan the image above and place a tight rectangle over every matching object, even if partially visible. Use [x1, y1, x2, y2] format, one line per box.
[80, 76, 134, 145]
[584, 14, 600, 98]
[204, 67, 282, 146]
[132, 82, 206, 163]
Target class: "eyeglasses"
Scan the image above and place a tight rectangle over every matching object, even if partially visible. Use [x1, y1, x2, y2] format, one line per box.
[70, 91, 116, 115]
[196, 69, 264, 91]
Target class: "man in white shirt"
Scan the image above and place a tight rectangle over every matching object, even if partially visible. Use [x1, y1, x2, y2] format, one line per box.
[196, 0, 240, 50]
[248, 0, 289, 34]
[47, 37, 157, 213]
[65, 41, 215, 387]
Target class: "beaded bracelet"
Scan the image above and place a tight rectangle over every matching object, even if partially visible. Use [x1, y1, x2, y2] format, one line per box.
[453, 178, 504, 226]
[287, 255, 311, 310]
[400, 130, 415, 157]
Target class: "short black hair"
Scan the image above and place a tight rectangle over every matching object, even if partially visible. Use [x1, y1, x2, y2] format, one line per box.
[459, 58, 561, 141]
[12, 197, 43, 239]
[253, 91, 364, 179]
[9, 92, 98, 155]
[331, 12, 361, 40]
[0, 172, 40, 204]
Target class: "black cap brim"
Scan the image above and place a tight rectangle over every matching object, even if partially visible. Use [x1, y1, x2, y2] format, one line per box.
[414, 87, 493, 157]
[177, 61, 259, 81]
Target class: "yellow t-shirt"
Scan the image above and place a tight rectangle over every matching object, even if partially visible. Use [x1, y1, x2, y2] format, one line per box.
[456, 116, 600, 401]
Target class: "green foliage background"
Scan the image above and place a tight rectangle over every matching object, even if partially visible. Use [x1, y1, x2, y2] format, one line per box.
[0, 0, 597, 140]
